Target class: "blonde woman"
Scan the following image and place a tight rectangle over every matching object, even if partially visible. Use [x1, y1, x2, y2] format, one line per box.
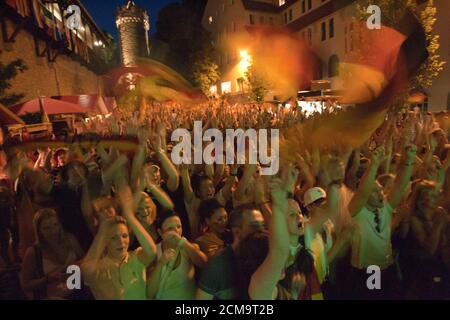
[81, 186, 157, 300]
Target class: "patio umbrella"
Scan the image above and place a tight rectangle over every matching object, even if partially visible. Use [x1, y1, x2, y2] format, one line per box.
[9, 97, 87, 116]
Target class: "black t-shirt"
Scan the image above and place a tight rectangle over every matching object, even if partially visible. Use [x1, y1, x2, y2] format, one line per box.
[198, 246, 237, 300]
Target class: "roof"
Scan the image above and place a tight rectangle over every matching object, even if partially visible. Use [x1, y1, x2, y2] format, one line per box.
[241, 0, 298, 13]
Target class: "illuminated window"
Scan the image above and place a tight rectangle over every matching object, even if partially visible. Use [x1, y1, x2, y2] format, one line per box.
[208, 16, 213, 24]
[237, 78, 245, 92]
[279, 0, 286, 5]
[210, 85, 218, 96]
[221, 81, 232, 94]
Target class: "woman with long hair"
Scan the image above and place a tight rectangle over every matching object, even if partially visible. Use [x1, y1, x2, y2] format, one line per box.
[21, 208, 84, 300]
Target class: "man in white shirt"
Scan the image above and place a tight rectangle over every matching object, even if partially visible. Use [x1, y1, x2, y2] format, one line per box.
[347, 145, 416, 299]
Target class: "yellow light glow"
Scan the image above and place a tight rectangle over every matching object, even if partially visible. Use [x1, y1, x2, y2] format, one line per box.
[239, 50, 252, 71]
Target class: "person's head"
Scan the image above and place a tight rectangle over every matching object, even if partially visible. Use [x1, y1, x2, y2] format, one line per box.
[199, 198, 228, 235]
[54, 149, 68, 167]
[378, 173, 395, 195]
[156, 210, 183, 238]
[105, 216, 129, 261]
[327, 158, 345, 183]
[92, 196, 117, 222]
[33, 208, 64, 247]
[192, 175, 215, 200]
[356, 157, 370, 181]
[229, 205, 265, 243]
[235, 230, 286, 298]
[304, 187, 327, 217]
[136, 192, 157, 227]
[286, 199, 305, 237]
[411, 179, 439, 216]
[367, 180, 385, 209]
[424, 156, 442, 180]
[144, 162, 161, 186]
[61, 161, 88, 190]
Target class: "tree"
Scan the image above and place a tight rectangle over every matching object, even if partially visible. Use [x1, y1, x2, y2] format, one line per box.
[245, 65, 268, 104]
[0, 59, 27, 106]
[357, 0, 445, 93]
[191, 43, 220, 96]
[153, 0, 213, 87]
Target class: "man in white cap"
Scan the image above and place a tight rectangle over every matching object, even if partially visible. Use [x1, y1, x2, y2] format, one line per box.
[303, 185, 340, 296]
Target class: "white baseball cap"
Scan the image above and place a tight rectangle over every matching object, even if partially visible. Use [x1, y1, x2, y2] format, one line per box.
[304, 187, 327, 207]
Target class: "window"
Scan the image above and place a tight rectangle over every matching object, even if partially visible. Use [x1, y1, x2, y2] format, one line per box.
[328, 55, 339, 77]
[269, 17, 274, 25]
[345, 38, 347, 53]
[284, 12, 288, 24]
[232, 21, 236, 32]
[279, 0, 286, 5]
[230, 0, 234, 5]
[250, 14, 254, 25]
[321, 22, 326, 41]
[260, 16, 264, 24]
[208, 16, 213, 24]
[308, 0, 312, 10]
[210, 85, 218, 96]
[221, 81, 232, 94]
[307, 28, 312, 46]
[329, 18, 334, 38]
[289, 9, 293, 21]
[302, 1, 306, 13]
[237, 78, 245, 92]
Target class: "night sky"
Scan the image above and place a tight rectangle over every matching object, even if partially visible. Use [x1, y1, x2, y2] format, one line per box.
[82, 0, 174, 37]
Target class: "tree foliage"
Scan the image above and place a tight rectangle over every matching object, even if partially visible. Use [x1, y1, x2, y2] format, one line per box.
[0, 59, 27, 106]
[356, 0, 445, 92]
[245, 65, 268, 104]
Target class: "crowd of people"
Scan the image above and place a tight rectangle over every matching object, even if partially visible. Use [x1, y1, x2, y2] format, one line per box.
[0, 100, 449, 300]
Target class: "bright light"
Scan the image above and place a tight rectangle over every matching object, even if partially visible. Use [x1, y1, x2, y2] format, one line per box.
[239, 50, 251, 71]
[221, 81, 231, 94]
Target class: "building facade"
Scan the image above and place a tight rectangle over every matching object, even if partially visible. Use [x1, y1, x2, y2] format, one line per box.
[202, 0, 449, 111]
[0, 0, 112, 105]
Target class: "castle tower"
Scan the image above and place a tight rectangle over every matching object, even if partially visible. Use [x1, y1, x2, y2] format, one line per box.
[115, 0, 150, 67]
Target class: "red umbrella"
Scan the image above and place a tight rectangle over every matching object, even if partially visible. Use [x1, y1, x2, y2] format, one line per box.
[9, 97, 87, 116]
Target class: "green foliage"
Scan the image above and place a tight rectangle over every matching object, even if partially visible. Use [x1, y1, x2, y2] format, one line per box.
[245, 65, 268, 104]
[191, 43, 220, 96]
[0, 59, 27, 106]
[356, 0, 445, 92]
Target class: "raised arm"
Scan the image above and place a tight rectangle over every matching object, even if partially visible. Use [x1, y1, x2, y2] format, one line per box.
[248, 170, 291, 300]
[387, 145, 417, 209]
[180, 165, 195, 205]
[348, 146, 384, 217]
[117, 183, 157, 266]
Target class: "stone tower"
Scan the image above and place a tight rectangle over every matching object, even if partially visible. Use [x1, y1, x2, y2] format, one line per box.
[115, 0, 150, 67]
